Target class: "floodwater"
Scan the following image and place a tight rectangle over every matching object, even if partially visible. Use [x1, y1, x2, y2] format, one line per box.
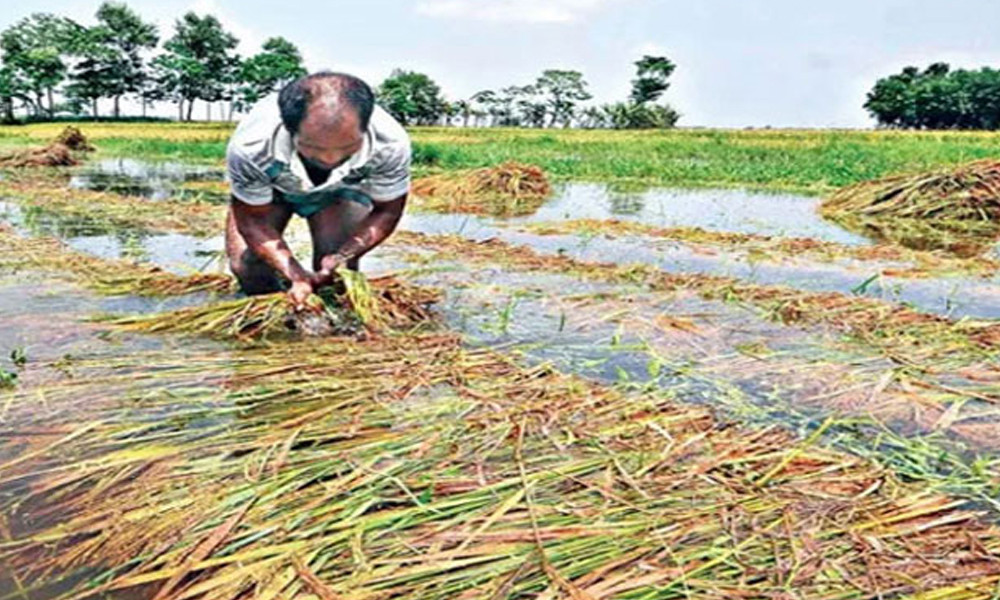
[517, 182, 871, 245]
[69, 158, 225, 201]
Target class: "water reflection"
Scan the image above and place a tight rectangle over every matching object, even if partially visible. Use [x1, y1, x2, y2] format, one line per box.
[521, 183, 870, 245]
[69, 158, 225, 201]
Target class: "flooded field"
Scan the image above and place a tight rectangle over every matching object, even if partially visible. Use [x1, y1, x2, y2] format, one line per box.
[4, 154, 1000, 598]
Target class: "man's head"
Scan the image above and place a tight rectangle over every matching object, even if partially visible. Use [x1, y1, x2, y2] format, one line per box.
[278, 72, 375, 172]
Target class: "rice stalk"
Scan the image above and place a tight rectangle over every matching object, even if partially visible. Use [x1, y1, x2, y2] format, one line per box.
[100, 273, 440, 340]
[0, 224, 233, 297]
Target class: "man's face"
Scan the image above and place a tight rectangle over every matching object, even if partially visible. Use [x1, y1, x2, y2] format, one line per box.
[294, 106, 364, 172]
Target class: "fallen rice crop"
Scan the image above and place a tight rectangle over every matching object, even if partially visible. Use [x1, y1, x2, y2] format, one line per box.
[3, 334, 1000, 598]
[395, 231, 1000, 368]
[523, 218, 1000, 279]
[821, 159, 1000, 256]
[0, 223, 234, 296]
[412, 162, 551, 216]
[0, 171, 224, 236]
[102, 272, 441, 340]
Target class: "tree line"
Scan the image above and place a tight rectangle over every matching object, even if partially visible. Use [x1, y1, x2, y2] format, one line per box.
[865, 63, 1000, 130]
[0, 3, 681, 129]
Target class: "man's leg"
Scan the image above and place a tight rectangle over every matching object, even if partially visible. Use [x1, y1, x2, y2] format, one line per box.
[307, 191, 373, 273]
[225, 200, 294, 295]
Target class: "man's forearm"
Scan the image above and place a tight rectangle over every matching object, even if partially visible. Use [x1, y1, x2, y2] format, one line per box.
[236, 215, 311, 284]
[251, 235, 312, 283]
[336, 209, 402, 260]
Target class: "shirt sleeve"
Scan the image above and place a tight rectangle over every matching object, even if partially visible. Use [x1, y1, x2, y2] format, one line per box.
[359, 141, 411, 202]
[226, 147, 273, 205]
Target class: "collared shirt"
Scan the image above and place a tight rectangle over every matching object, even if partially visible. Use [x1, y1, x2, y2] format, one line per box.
[226, 94, 411, 205]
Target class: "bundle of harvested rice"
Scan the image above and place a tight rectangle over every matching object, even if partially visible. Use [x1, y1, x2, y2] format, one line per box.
[412, 161, 551, 216]
[103, 271, 440, 340]
[53, 125, 95, 152]
[821, 159, 1000, 255]
[0, 126, 95, 167]
[0, 142, 77, 167]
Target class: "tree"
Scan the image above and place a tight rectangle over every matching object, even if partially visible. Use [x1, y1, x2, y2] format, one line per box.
[470, 90, 498, 126]
[156, 12, 238, 121]
[863, 63, 1000, 130]
[65, 26, 118, 117]
[90, 2, 158, 117]
[235, 37, 306, 113]
[377, 69, 447, 126]
[0, 14, 83, 117]
[454, 99, 471, 127]
[583, 55, 680, 130]
[0, 63, 30, 122]
[533, 69, 591, 127]
[630, 55, 675, 104]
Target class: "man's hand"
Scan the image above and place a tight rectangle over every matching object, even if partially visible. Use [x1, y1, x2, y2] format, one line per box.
[314, 252, 351, 288]
[287, 279, 314, 311]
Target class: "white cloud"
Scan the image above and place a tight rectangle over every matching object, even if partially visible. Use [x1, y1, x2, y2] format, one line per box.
[415, 0, 618, 23]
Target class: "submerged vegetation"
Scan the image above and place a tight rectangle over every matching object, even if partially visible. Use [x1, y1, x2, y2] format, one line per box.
[524, 218, 1000, 278]
[104, 273, 441, 340]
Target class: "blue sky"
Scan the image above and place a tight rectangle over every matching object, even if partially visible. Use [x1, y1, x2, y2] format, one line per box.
[8, 0, 1000, 127]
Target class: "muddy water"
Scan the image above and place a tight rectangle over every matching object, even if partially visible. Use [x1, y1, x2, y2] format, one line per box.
[69, 158, 224, 201]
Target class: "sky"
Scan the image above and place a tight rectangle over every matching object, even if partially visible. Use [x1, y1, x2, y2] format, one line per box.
[7, 0, 1000, 128]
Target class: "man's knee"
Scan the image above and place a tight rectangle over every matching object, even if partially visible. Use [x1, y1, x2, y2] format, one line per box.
[229, 250, 283, 295]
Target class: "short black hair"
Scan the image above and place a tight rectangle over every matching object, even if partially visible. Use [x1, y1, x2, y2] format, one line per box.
[278, 71, 375, 135]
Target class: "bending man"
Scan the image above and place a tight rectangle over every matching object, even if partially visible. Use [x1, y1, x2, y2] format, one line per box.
[225, 71, 410, 307]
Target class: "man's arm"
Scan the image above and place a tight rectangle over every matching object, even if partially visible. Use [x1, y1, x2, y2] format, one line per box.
[316, 194, 407, 282]
[231, 197, 315, 305]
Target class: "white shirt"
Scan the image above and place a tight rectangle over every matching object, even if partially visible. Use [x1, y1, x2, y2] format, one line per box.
[226, 94, 411, 205]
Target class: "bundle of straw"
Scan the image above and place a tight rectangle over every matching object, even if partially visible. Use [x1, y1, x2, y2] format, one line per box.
[102, 271, 440, 340]
[821, 159, 1000, 255]
[412, 162, 552, 217]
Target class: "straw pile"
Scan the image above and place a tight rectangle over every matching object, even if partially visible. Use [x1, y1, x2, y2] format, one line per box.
[412, 162, 552, 217]
[103, 272, 441, 340]
[2, 334, 1000, 598]
[821, 160, 1000, 256]
[0, 126, 94, 167]
[53, 125, 95, 152]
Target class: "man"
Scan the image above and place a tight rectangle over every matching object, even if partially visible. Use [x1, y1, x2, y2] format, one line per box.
[225, 71, 410, 308]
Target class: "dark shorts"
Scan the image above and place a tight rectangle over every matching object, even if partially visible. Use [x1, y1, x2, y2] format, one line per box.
[276, 187, 374, 218]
